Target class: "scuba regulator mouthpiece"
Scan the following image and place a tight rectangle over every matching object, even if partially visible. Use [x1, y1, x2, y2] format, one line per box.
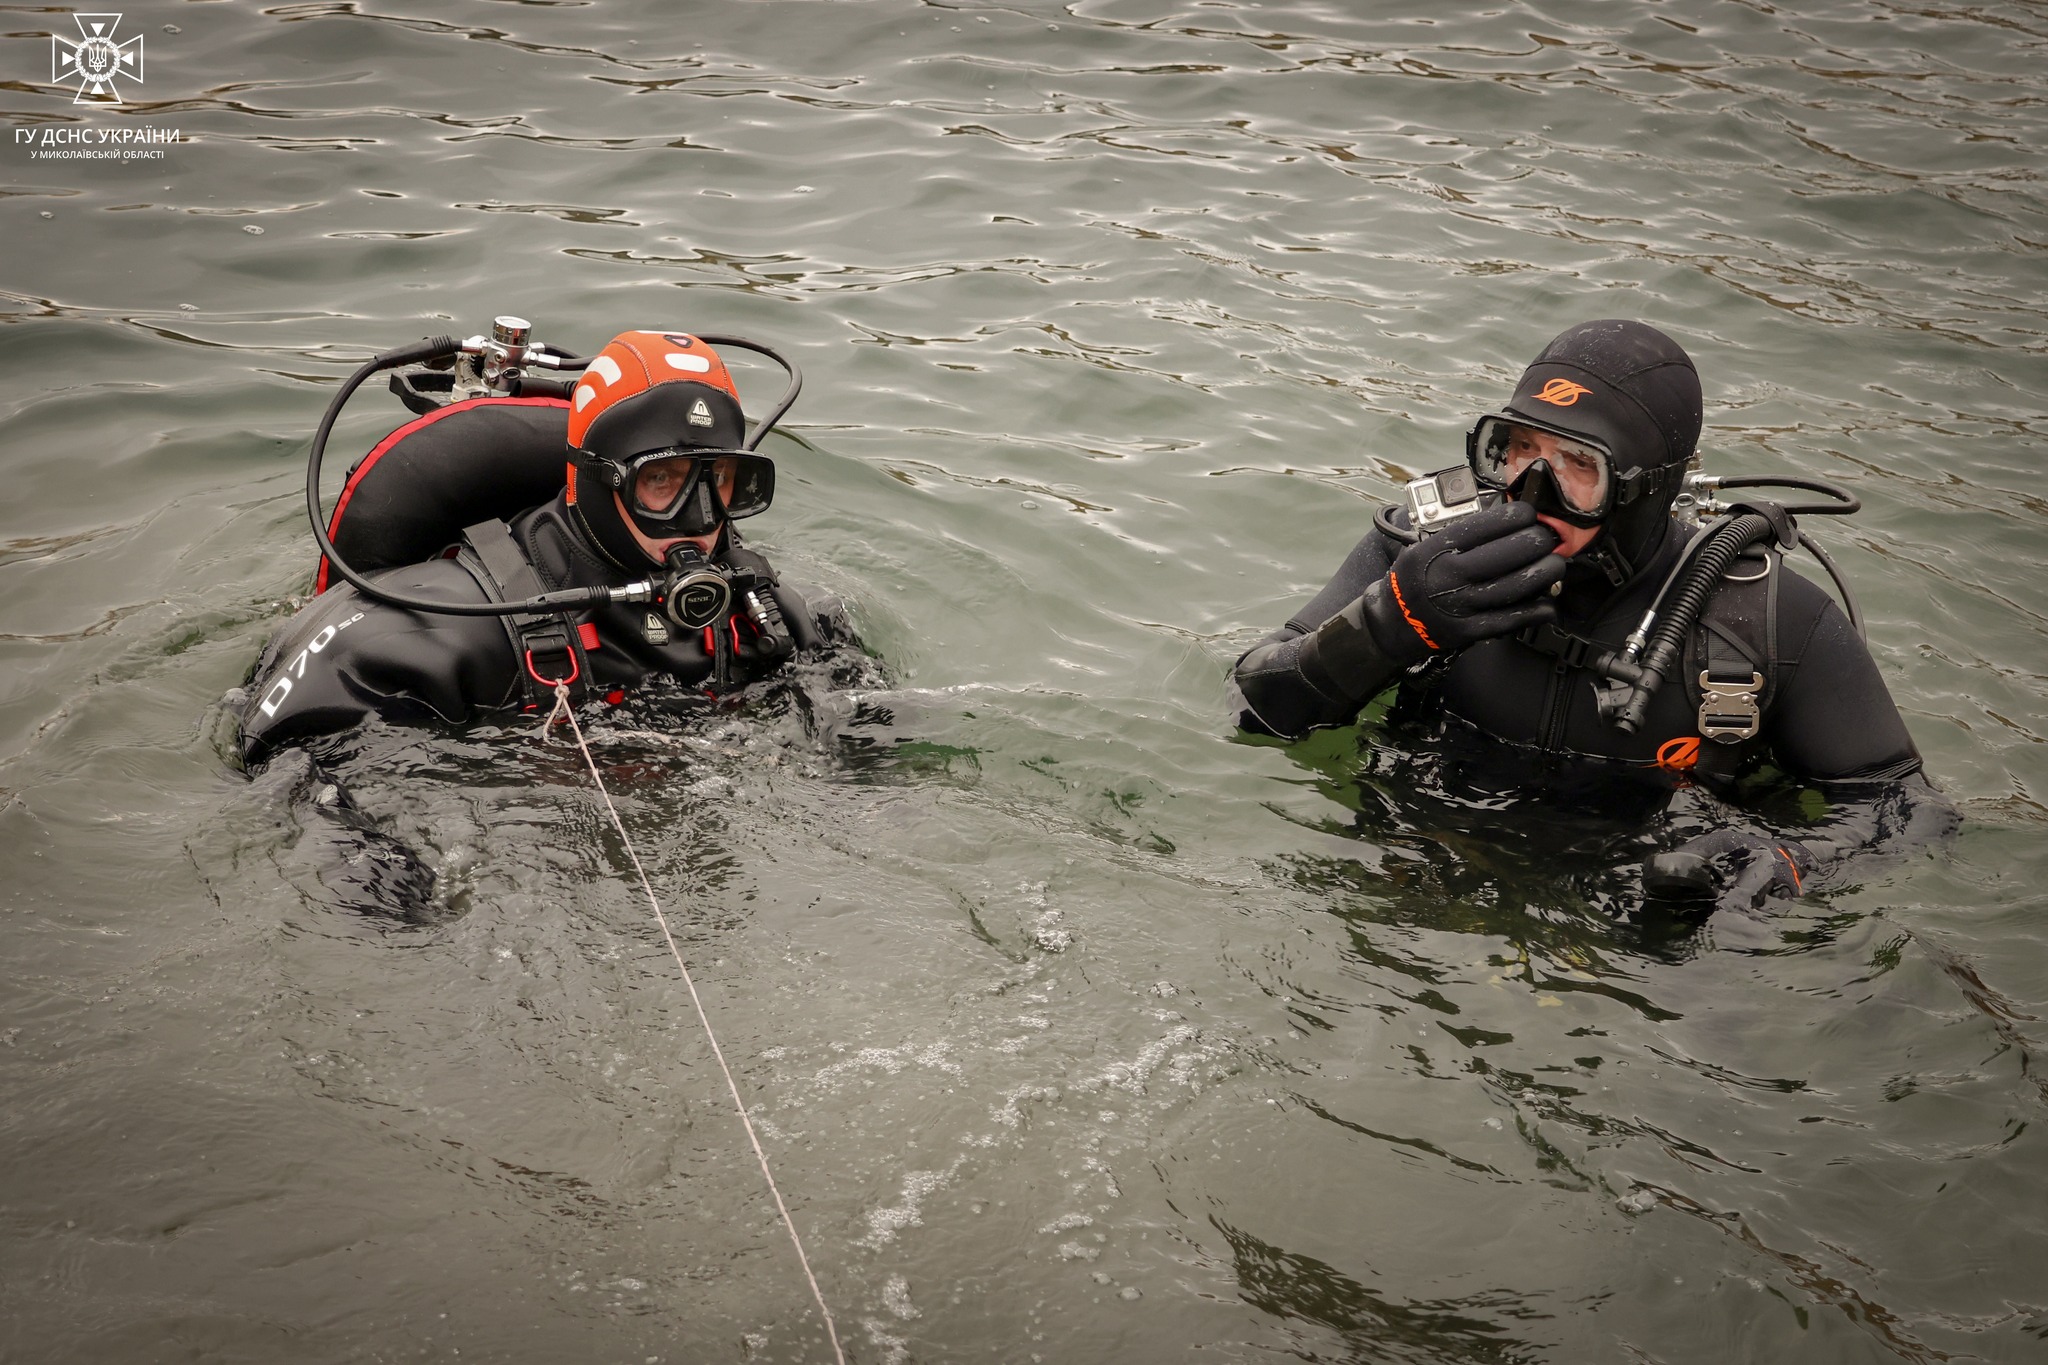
[662, 545, 732, 631]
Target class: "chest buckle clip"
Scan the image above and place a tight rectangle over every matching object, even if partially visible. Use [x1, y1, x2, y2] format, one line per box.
[1698, 670, 1763, 743]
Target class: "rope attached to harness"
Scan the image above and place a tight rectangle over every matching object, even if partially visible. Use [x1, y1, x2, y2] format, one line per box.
[540, 682, 845, 1363]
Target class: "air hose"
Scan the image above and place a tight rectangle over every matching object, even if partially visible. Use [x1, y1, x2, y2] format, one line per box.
[1589, 474, 1863, 733]
[1596, 510, 1777, 734]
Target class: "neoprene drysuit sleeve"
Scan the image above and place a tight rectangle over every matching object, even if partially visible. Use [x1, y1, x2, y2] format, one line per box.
[1762, 579, 1923, 783]
[238, 559, 518, 767]
[1232, 527, 1403, 738]
[1683, 578, 1958, 909]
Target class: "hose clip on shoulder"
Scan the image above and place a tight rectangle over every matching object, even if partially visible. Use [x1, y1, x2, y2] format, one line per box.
[1727, 498, 1799, 552]
[1518, 621, 1595, 670]
[1698, 669, 1763, 742]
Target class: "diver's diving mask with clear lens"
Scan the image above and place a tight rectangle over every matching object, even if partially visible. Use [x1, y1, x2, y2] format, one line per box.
[1466, 415, 1615, 527]
[613, 449, 776, 538]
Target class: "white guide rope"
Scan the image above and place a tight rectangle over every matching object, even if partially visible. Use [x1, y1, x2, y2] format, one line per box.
[544, 683, 846, 1364]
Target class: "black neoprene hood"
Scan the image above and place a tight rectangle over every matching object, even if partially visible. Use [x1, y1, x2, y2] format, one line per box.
[1496, 319, 1703, 579]
[568, 380, 752, 570]
[1501, 319, 1702, 475]
[578, 380, 747, 462]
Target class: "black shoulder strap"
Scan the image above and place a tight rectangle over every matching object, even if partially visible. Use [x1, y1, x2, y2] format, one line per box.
[722, 541, 779, 583]
[459, 519, 590, 712]
[1689, 550, 1781, 745]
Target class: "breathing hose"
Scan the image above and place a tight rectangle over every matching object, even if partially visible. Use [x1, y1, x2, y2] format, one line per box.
[696, 334, 802, 450]
[1597, 474, 1860, 733]
[1599, 511, 1777, 734]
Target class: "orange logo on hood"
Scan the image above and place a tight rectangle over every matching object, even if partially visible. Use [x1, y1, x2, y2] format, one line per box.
[1534, 378, 1592, 407]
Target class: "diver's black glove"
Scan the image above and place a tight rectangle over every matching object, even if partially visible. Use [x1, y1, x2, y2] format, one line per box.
[1643, 829, 1819, 913]
[1358, 500, 1564, 664]
[1236, 502, 1564, 737]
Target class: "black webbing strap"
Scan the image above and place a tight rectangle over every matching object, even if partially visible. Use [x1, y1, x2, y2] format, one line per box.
[1697, 626, 1764, 743]
[1692, 551, 1780, 745]
[1517, 621, 1600, 670]
[460, 519, 590, 712]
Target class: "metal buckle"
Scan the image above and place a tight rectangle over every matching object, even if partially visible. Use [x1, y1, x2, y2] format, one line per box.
[1698, 670, 1763, 743]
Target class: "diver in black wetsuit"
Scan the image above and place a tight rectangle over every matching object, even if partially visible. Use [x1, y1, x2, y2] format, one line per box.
[1232, 319, 1952, 913]
[239, 328, 849, 768]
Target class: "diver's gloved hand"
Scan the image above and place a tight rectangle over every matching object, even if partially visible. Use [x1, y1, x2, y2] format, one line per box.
[1234, 501, 1564, 738]
[1361, 500, 1565, 664]
[1643, 829, 1819, 913]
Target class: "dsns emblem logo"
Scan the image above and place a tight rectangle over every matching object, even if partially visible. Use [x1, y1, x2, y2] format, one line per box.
[1534, 379, 1592, 407]
[53, 13, 143, 104]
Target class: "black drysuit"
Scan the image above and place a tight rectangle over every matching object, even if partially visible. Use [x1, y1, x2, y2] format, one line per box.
[1233, 514, 1950, 910]
[238, 493, 836, 767]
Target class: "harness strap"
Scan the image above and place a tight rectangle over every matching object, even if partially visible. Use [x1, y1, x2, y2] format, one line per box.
[1691, 549, 1781, 745]
[1514, 555, 1785, 755]
[1517, 621, 1599, 670]
[460, 518, 591, 712]
[1697, 627, 1764, 743]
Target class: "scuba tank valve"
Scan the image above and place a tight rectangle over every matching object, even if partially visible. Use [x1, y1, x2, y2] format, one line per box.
[443, 315, 588, 402]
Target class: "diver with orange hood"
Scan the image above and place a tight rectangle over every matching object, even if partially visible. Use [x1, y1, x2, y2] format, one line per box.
[239, 324, 849, 766]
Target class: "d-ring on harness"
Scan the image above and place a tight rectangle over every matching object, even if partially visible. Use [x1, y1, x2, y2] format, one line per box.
[458, 517, 590, 712]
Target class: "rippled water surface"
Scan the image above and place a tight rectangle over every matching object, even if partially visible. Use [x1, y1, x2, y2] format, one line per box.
[6, 2, 2048, 1361]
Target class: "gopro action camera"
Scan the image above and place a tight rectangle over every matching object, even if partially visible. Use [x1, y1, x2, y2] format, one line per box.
[1404, 465, 1502, 535]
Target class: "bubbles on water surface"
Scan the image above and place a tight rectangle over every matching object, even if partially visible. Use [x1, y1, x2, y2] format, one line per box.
[880, 1273, 919, 1319]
